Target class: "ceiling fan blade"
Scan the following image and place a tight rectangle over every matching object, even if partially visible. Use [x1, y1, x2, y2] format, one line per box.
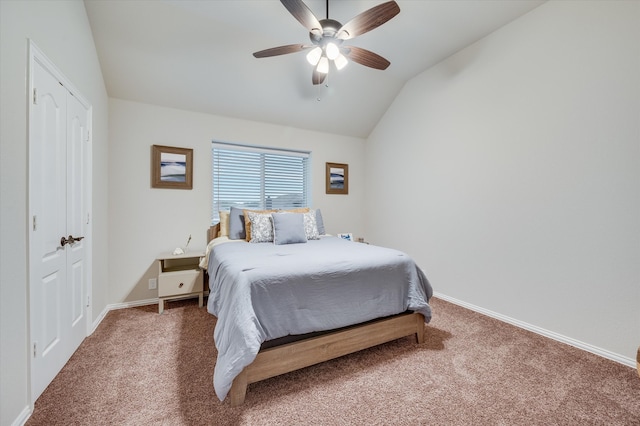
[336, 1, 400, 40]
[312, 68, 327, 85]
[281, 0, 322, 36]
[342, 46, 390, 70]
[253, 44, 311, 58]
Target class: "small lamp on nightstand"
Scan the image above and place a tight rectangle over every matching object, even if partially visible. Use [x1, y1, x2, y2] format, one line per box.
[172, 234, 192, 255]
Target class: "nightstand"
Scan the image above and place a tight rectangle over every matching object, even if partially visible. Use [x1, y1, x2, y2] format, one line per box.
[157, 251, 204, 314]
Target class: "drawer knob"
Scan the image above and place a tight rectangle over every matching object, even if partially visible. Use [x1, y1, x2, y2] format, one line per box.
[179, 283, 184, 288]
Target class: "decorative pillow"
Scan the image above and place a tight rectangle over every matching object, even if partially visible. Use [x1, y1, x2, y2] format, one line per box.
[246, 211, 274, 243]
[228, 206, 246, 240]
[303, 210, 320, 240]
[315, 209, 326, 235]
[271, 213, 307, 245]
[218, 210, 230, 237]
[243, 209, 277, 241]
[281, 207, 310, 214]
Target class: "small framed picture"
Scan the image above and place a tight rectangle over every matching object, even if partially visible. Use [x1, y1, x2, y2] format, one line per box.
[337, 233, 353, 241]
[326, 162, 348, 195]
[151, 145, 193, 189]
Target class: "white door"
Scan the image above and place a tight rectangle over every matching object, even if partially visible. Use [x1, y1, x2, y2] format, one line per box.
[29, 52, 90, 401]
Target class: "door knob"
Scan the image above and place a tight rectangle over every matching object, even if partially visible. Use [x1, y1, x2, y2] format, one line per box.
[60, 235, 85, 247]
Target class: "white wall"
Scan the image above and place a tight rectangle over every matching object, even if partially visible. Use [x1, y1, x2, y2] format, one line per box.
[365, 1, 639, 363]
[108, 99, 365, 303]
[0, 1, 109, 424]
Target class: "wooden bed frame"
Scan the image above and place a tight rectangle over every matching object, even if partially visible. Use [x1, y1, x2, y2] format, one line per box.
[206, 225, 426, 406]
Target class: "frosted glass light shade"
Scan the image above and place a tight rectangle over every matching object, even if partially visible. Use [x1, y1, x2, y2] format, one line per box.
[334, 54, 348, 70]
[325, 42, 339, 60]
[306, 47, 322, 65]
[317, 56, 329, 74]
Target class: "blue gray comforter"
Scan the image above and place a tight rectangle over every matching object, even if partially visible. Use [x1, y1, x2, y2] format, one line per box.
[207, 236, 433, 401]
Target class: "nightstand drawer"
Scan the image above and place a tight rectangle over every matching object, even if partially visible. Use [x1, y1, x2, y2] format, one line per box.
[158, 269, 203, 297]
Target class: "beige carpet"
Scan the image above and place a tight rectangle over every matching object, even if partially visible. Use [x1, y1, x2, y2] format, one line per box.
[26, 297, 640, 425]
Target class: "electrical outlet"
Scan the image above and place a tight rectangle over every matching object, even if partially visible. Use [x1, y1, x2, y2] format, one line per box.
[149, 278, 157, 290]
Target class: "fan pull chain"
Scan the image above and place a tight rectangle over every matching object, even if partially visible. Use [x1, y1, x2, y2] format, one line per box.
[316, 76, 330, 102]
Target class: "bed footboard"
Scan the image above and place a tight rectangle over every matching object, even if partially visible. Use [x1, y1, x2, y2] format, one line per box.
[229, 312, 425, 406]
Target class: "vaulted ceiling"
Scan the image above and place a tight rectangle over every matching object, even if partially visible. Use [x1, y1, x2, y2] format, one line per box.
[85, 0, 545, 138]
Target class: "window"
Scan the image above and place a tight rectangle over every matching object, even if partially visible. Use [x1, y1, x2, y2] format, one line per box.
[212, 142, 311, 222]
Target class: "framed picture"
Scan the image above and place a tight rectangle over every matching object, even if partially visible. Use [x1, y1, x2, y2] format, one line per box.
[326, 162, 348, 195]
[337, 233, 353, 242]
[151, 145, 193, 189]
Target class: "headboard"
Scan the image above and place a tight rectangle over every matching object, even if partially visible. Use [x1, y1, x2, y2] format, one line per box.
[207, 223, 220, 243]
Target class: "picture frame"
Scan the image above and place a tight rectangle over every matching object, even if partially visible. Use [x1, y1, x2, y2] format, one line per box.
[337, 233, 353, 242]
[151, 145, 193, 189]
[326, 162, 348, 195]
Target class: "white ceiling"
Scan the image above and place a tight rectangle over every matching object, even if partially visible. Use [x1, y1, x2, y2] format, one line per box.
[84, 0, 545, 138]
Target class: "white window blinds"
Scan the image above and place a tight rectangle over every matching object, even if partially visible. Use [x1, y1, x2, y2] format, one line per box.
[212, 142, 311, 222]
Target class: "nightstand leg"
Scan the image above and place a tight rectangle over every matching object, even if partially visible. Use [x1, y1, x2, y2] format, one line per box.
[198, 293, 203, 308]
[159, 298, 164, 314]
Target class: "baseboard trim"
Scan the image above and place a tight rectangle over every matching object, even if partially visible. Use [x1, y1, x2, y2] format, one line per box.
[90, 306, 110, 335]
[107, 298, 159, 311]
[433, 291, 635, 369]
[12, 405, 31, 426]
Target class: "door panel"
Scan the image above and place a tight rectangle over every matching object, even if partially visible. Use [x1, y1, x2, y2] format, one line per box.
[41, 272, 62, 357]
[66, 93, 87, 352]
[70, 259, 84, 326]
[38, 90, 66, 258]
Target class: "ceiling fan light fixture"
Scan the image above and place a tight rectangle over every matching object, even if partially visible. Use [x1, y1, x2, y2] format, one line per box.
[317, 56, 329, 74]
[253, 0, 400, 84]
[306, 47, 322, 65]
[334, 53, 348, 70]
[325, 42, 340, 60]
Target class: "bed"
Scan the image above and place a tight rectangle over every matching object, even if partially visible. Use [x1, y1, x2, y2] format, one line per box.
[203, 209, 433, 406]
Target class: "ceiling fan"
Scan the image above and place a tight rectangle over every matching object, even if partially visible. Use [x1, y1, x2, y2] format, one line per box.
[253, 0, 400, 85]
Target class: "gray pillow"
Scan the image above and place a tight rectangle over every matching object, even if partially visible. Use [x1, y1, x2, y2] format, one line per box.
[315, 209, 326, 235]
[271, 213, 307, 245]
[228, 206, 246, 240]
